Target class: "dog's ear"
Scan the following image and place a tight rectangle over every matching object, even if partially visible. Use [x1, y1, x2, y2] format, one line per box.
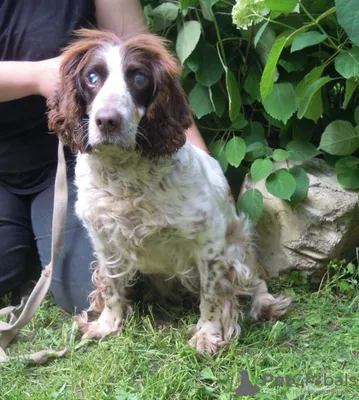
[124, 34, 194, 157]
[47, 54, 87, 152]
[140, 75, 193, 157]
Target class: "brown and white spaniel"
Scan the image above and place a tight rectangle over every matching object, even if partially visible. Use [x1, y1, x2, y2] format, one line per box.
[48, 29, 291, 354]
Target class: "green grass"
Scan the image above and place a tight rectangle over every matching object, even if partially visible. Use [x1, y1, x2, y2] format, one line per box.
[1, 279, 359, 400]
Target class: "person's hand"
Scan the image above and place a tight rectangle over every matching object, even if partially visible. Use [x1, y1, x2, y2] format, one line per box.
[186, 123, 209, 153]
[34, 56, 62, 99]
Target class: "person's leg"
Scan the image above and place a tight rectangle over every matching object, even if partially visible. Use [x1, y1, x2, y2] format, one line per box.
[0, 186, 40, 300]
[31, 172, 94, 312]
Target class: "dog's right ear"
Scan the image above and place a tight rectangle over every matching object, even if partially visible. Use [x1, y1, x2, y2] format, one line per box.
[47, 52, 87, 152]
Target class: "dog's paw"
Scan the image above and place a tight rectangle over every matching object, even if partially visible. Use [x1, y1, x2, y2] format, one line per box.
[250, 294, 292, 321]
[76, 311, 123, 340]
[188, 329, 228, 354]
[81, 321, 123, 340]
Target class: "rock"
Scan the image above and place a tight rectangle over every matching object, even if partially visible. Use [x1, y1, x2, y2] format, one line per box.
[240, 159, 359, 277]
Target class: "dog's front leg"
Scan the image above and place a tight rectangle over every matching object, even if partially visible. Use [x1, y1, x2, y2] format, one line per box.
[189, 258, 239, 354]
[77, 270, 131, 340]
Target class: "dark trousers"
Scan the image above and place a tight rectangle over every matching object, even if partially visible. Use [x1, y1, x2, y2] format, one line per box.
[0, 170, 93, 312]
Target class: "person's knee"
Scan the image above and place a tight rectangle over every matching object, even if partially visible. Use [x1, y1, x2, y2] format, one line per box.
[0, 242, 40, 298]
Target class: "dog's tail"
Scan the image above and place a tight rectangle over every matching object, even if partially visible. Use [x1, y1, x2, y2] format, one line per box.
[248, 276, 292, 321]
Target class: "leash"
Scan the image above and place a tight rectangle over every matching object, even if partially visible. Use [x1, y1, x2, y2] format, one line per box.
[0, 141, 69, 364]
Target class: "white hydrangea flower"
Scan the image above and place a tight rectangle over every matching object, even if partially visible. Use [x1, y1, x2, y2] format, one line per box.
[232, 0, 270, 30]
[293, 1, 300, 13]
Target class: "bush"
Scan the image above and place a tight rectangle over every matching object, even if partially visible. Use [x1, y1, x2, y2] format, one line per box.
[141, 0, 359, 223]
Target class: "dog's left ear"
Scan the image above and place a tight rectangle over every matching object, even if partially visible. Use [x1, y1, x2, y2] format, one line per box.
[126, 35, 194, 157]
[140, 76, 193, 157]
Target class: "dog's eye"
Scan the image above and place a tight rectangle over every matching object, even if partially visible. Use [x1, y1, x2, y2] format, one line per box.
[87, 71, 99, 86]
[134, 73, 149, 89]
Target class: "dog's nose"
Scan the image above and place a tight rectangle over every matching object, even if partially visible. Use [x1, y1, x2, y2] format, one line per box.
[95, 108, 122, 133]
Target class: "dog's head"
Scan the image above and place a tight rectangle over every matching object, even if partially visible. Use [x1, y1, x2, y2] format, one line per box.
[47, 29, 193, 157]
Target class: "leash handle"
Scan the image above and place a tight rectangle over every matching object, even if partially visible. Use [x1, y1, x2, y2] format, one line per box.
[0, 141, 68, 362]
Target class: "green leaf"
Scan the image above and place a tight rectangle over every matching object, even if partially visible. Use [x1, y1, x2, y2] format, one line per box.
[254, 21, 269, 48]
[286, 139, 320, 161]
[226, 69, 241, 121]
[319, 120, 359, 155]
[243, 121, 265, 139]
[297, 76, 332, 119]
[296, 65, 327, 121]
[296, 65, 325, 98]
[180, 0, 197, 11]
[225, 137, 246, 167]
[288, 167, 310, 206]
[334, 47, 359, 79]
[200, 0, 219, 21]
[303, 91, 323, 122]
[256, 25, 278, 71]
[355, 105, 359, 125]
[335, 156, 359, 189]
[260, 35, 287, 99]
[217, 36, 241, 121]
[237, 189, 264, 225]
[115, 388, 138, 400]
[151, 2, 179, 20]
[189, 42, 223, 87]
[243, 123, 267, 161]
[209, 85, 225, 117]
[272, 149, 290, 161]
[180, 0, 190, 11]
[176, 21, 201, 63]
[200, 367, 218, 381]
[151, 2, 179, 30]
[278, 53, 308, 73]
[231, 114, 248, 130]
[262, 83, 297, 124]
[188, 84, 214, 119]
[250, 158, 273, 182]
[336, 0, 359, 46]
[291, 31, 328, 53]
[186, 56, 199, 73]
[244, 63, 261, 101]
[209, 139, 228, 172]
[265, 0, 298, 13]
[143, 5, 153, 26]
[246, 142, 266, 152]
[343, 78, 358, 109]
[265, 146, 273, 157]
[266, 169, 296, 200]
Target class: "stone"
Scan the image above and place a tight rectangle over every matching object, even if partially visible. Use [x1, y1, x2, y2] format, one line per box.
[240, 159, 359, 277]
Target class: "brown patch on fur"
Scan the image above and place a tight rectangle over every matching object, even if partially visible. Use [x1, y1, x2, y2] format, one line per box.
[75, 311, 91, 334]
[88, 262, 106, 313]
[255, 303, 281, 321]
[251, 295, 292, 322]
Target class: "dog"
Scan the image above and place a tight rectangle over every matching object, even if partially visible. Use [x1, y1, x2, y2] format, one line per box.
[47, 29, 291, 354]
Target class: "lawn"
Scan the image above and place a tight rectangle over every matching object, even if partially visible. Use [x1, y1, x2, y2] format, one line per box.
[1, 273, 359, 400]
